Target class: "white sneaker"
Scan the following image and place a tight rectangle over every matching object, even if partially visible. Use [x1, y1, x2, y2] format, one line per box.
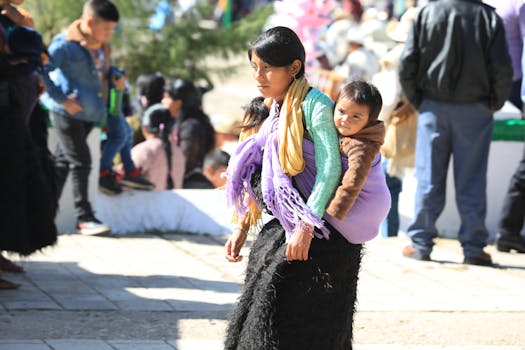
[76, 217, 111, 236]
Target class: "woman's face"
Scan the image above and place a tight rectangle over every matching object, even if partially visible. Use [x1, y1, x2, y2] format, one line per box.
[162, 92, 182, 118]
[250, 51, 295, 102]
[334, 97, 369, 137]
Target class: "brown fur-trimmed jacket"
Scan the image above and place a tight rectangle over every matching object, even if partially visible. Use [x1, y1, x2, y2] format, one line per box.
[326, 121, 385, 220]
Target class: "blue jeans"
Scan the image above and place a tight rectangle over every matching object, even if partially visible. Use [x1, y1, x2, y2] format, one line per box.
[380, 159, 402, 237]
[407, 99, 492, 258]
[100, 115, 135, 172]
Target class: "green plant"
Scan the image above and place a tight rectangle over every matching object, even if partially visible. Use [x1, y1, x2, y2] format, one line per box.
[23, 0, 271, 83]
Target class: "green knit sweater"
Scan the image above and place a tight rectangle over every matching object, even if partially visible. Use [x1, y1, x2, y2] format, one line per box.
[301, 88, 341, 218]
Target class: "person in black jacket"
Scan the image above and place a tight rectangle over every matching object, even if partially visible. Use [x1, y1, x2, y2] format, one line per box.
[398, 0, 513, 266]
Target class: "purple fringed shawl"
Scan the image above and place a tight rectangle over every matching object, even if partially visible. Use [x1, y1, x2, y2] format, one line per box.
[225, 103, 329, 241]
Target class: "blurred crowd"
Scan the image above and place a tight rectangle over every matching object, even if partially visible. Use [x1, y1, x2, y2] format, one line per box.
[1, 0, 524, 290]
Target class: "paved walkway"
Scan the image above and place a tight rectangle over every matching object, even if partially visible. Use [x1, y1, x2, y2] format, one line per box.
[1, 232, 524, 349]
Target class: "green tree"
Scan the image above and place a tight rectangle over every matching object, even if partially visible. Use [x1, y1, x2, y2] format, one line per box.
[22, 0, 83, 43]
[23, 0, 271, 83]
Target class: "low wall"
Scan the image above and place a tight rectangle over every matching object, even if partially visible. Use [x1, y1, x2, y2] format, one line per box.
[398, 141, 523, 240]
[95, 189, 235, 235]
[50, 102, 524, 238]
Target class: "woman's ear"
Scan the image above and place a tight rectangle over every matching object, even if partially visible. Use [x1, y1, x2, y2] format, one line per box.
[289, 59, 302, 78]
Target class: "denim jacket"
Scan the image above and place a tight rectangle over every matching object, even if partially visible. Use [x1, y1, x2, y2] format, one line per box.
[41, 20, 110, 123]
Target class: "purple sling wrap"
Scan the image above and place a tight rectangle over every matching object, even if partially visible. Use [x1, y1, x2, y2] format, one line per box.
[295, 140, 391, 243]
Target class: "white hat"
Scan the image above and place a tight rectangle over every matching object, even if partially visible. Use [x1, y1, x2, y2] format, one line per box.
[212, 114, 242, 135]
[387, 7, 418, 43]
[346, 28, 366, 46]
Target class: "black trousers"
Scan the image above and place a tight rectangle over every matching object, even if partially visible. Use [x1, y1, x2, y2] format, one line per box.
[499, 142, 525, 238]
[51, 112, 94, 219]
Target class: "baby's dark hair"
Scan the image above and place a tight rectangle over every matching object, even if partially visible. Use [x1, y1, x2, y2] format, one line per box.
[240, 96, 269, 131]
[83, 0, 120, 22]
[203, 149, 231, 171]
[336, 81, 383, 124]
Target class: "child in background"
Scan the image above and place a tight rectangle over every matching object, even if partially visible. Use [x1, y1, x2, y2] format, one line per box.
[41, 0, 120, 235]
[131, 103, 185, 190]
[127, 71, 166, 146]
[203, 149, 230, 188]
[326, 80, 386, 220]
[99, 66, 154, 195]
[184, 148, 231, 189]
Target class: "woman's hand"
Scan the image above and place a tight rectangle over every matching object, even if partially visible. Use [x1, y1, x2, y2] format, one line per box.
[225, 228, 248, 262]
[286, 223, 314, 261]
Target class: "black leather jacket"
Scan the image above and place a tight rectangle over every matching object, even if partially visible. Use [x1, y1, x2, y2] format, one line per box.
[399, 0, 513, 110]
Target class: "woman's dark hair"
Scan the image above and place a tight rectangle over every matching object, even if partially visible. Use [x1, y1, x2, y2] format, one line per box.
[142, 104, 175, 188]
[165, 78, 214, 172]
[248, 26, 305, 79]
[136, 72, 166, 108]
[165, 78, 203, 116]
[240, 96, 269, 131]
[336, 81, 383, 125]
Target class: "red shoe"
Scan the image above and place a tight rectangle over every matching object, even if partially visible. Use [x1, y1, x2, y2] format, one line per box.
[402, 245, 431, 261]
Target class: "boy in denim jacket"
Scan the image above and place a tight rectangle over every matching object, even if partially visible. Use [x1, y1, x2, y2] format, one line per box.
[41, 0, 119, 235]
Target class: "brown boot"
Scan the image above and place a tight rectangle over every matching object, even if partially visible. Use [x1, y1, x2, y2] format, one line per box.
[0, 278, 20, 289]
[463, 251, 493, 267]
[0, 255, 24, 273]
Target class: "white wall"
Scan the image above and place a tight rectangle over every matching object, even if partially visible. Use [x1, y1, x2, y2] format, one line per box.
[49, 120, 523, 239]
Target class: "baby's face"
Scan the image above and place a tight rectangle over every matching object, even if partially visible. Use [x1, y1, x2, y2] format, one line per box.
[334, 97, 369, 137]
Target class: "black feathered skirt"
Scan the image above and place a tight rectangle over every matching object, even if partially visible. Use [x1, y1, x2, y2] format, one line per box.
[224, 218, 362, 350]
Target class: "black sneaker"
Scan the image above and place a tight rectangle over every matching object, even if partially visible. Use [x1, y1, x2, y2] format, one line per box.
[496, 234, 525, 253]
[120, 169, 155, 191]
[77, 215, 111, 236]
[99, 171, 122, 195]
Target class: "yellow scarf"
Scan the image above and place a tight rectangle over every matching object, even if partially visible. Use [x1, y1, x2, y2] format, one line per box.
[232, 77, 310, 231]
[278, 77, 310, 175]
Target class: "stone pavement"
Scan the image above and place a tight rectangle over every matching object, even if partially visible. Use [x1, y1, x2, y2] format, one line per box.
[1, 232, 525, 349]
